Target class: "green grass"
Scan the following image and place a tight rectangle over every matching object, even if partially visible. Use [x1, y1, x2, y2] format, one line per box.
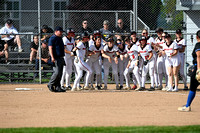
[0, 125, 200, 133]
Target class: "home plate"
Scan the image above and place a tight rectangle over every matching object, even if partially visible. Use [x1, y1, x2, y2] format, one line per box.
[15, 88, 43, 91]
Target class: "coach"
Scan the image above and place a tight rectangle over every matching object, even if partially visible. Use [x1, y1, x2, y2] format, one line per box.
[47, 26, 66, 92]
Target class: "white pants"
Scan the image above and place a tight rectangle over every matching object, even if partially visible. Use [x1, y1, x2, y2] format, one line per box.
[179, 54, 187, 86]
[157, 55, 168, 86]
[142, 59, 155, 88]
[72, 57, 92, 89]
[87, 59, 101, 86]
[103, 59, 118, 86]
[60, 56, 73, 87]
[153, 54, 159, 87]
[124, 60, 142, 87]
[118, 58, 128, 86]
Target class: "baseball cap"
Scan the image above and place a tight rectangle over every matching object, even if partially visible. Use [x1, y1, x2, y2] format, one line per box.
[54, 26, 64, 32]
[176, 29, 182, 34]
[103, 20, 109, 25]
[105, 37, 114, 42]
[42, 25, 48, 30]
[42, 39, 48, 44]
[75, 36, 81, 40]
[165, 33, 171, 38]
[6, 19, 13, 25]
[155, 27, 163, 33]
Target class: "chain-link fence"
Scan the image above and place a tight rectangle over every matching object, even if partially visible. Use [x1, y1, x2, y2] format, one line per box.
[0, 0, 198, 84]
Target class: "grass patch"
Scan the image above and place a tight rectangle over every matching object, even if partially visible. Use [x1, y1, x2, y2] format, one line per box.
[0, 125, 200, 133]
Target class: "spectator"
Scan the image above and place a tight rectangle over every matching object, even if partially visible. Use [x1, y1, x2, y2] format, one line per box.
[41, 25, 53, 41]
[34, 39, 51, 77]
[79, 20, 92, 33]
[0, 19, 23, 52]
[29, 35, 39, 64]
[115, 19, 130, 34]
[100, 20, 112, 41]
[0, 38, 9, 64]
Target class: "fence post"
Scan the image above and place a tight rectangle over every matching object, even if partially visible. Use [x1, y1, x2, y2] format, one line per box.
[63, 12, 65, 30]
[115, 12, 118, 29]
[133, 0, 137, 32]
[38, 0, 42, 84]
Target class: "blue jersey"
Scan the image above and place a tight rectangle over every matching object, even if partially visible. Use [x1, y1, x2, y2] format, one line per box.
[48, 35, 64, 58]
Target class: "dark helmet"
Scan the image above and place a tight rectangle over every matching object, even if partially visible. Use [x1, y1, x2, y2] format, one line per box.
[93, 30, 101, 38]
[139, 36, 147, 41]
[105, 35, 114, 42]
[155, 27, 163, 33]
[81, 31, 89, 39]
[66, 28, 75, 34]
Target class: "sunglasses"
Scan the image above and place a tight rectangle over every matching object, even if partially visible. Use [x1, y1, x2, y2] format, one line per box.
[117, 22, 122, 24]
[142, 32, 147, 35]
[83, 22, 87, 24]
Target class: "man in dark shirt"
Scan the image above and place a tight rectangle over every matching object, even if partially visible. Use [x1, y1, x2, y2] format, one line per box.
[29, 35, 39, 64]
[79, 20, 92, 33]
[115, 19, 130, 33]
[48, 26, 66, 92]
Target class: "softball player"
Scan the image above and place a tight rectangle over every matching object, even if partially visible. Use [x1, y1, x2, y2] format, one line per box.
[155, 28, 168, 90]
[142, 29, 159, 89]
[162, 33, 180, 92]
[136, 36, 155, 91]
[116, 36, 129, 89]
[60, 28, 75, 90]
[123, 37, 141, 90]
[87, 35, 104, 90]
[174, 29, 188, 90]
[102, 37, 119, 90]
[71, 32, 92, 91]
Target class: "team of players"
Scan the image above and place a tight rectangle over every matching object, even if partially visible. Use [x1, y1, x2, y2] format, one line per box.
[60, 27, 188, 92]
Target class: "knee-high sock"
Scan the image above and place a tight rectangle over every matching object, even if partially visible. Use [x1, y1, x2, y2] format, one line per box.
[186, 90, 196, 107]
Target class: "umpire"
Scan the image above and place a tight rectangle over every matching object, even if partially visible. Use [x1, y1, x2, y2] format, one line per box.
[47, 26, 66, 92]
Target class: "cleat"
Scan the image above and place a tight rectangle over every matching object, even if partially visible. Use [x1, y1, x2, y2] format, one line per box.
[183, 86, 189, 91]
[71, 88, 77, 91]
[172, 88, 179, 92]
[90, 85, 95, 90]
[119, 85, 123, 90]
[167, 88, 173, 92]
[95, 86, 100, 90]
[66, 86, 72, 90]
[155, 86, 159, 90]
[104, 86, 107, 90]
[61, 86, 67, 91]
[156, 85, 163, 90]
[84, 86, 90, 90]
[162, 86, 168, 91]
[116, 85, 120, 90]
[135, 87, 145, 91]
[124, 86, 131, 90]
[148, 87, 155, 91]
[131, 85, 137, 90]
[178, 105, 191, 112]
[47, 84, 55, 92]
[18, 48, 24, 53]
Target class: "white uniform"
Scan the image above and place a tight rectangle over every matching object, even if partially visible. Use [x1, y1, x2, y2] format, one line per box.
[60, 36, 75, 88]
[118, 45, 129, 87]
[103, 45, 119, 87]
[124, 43, 142, 88]
[72, 41, 92, 89]
[0, 25, 18, 40]
[174, 38, 187, 87]
[138, 44, 155, 88]
[87, 43, 104, 86]
[155, 37, 168, 87]
[163, 41, 180, 67]
[147, 36, 158, 87]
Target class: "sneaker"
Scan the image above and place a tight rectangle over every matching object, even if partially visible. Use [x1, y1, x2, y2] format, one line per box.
[124, 86, 131, 90]
[178, 105, 191, 112]
[29, 61, 32, 64]
[148, 87, 155, 91]
[131, 85, 137, 90]
[6, 62, 11, 65]
[135, 87, 145, 91]
[183, 86, 189, 91]
[104, 86, 107, 90]
[18, 48, 24, 53]
[116, 85, 120, 90]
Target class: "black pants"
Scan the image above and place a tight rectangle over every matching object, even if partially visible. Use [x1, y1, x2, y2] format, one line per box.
[48, 57, 65, 87]
[190, 66, 200, 91]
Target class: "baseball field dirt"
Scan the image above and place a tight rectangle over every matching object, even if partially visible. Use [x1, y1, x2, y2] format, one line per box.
[0, 84, 200, 128]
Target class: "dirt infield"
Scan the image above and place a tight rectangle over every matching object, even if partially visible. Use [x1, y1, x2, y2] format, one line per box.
[0, 84, 200, 128]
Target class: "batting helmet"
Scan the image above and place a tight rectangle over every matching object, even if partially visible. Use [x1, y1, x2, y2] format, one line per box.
[81, 32, 89, 39]
[93, 30, 101, 38]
